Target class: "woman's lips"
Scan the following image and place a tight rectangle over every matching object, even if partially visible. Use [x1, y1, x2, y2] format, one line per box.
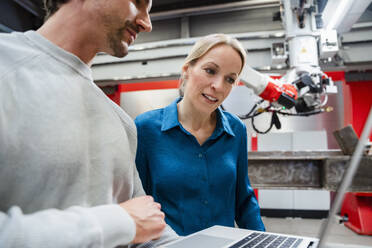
[202, 93, 218, 103]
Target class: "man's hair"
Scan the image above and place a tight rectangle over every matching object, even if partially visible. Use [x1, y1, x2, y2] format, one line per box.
[43, 0, 70, 20]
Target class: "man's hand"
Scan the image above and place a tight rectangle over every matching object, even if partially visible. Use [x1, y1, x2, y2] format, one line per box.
[120, 196, 166, 244]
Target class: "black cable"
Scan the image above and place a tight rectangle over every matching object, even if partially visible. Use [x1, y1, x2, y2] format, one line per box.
[251, 107, 323, 134]
[220, 99, 264, 120]
[222, 99, 324, 134]
[251, 110, 278, 134]
[252, 117, 273, 134]
[276, 109, 323, 116]
[238, 100, 264, 119]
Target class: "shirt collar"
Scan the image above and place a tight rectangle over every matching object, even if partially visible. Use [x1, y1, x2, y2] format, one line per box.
[161, 98, 235, 137]
[161, 98, 182, 132]
[215, 107, 235, 137]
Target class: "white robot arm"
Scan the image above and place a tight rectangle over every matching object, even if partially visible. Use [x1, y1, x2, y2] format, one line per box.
[234, 63, 335, 134]
[240, 64, 336, 114]
[239, 0, 339, 115]
[240, 66, 298, 110]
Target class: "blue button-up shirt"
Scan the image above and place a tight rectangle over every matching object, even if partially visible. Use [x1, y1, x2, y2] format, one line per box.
[135, 98, 265, 236]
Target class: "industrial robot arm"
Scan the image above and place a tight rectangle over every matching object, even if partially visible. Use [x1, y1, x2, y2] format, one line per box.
[241, 66, 298, 110]
[234, 64, 336, 134]
[226, 0, 367, 133]
[240, 64, 336, 114]
[233, 0, 339, 127]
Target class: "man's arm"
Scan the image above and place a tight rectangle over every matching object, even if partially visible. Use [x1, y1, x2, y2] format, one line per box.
[127, 180, 179, 248]
[128, 176, 179, 248]
[130, 149, 179, 247]
[0, 204, 136, 248]
[0, 195, 169, 248]
[121, 196, 167, 244]
[129, 225, 179, 248]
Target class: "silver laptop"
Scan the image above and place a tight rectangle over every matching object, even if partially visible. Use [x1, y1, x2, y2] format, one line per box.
[162, 109, 372, 248]
[162, 225, 317, 248]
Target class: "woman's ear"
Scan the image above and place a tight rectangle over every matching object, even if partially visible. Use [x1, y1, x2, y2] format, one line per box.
[182, 64, 189, 77]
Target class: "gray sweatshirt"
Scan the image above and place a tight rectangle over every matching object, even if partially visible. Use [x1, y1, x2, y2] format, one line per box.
[0, 31, 176, 248]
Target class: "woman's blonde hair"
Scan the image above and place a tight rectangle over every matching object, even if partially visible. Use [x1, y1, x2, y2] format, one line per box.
[179, 33, 247, 96]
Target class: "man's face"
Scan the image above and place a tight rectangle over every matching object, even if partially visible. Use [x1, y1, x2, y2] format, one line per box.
[99, 0, 152, 57]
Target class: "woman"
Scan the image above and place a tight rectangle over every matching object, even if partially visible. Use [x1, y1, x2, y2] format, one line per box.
[135, 33, 265, 236]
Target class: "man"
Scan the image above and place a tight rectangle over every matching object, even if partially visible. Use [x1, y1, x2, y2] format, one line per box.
[0, 0, 177, 247]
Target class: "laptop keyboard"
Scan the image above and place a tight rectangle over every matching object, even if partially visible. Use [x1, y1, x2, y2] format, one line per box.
[228, 232, 303, 248]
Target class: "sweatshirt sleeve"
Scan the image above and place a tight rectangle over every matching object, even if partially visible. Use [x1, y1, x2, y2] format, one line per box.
[0, 204, 136, 248]
[129, 225, 179, 248]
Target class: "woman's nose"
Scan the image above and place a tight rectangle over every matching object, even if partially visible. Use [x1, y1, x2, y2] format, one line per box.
[211, 77, 224, 90]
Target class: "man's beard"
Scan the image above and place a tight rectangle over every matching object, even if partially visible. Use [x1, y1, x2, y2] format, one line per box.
[108, 21, 131, 58]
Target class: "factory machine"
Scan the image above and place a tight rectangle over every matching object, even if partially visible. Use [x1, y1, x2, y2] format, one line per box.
[230, 0, 372, 236]
[92, 0, 372, 235]
[224, 0, 339, 134]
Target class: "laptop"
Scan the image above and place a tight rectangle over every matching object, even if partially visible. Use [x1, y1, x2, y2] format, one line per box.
[162, 225, 317, 248]
[162, 108, 372, 248]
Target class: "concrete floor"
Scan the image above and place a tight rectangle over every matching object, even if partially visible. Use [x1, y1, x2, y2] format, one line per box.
[262, 217, 372, 247]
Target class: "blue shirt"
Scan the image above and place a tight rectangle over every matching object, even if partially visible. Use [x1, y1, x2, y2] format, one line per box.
[135, 98, 265, 236]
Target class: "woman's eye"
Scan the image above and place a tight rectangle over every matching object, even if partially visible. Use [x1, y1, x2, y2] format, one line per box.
[205, 68, 216, 75]
[226, 77, 236, 84]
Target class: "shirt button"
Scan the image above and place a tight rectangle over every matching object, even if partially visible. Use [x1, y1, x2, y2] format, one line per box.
[198, 153, 203, 158]
[203, 200, 208, 205]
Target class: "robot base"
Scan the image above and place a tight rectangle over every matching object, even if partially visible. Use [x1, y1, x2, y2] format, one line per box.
[341, 192, 372, 235]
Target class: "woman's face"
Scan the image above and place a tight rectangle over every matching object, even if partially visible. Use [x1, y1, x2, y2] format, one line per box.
[182, 44, 242, 115]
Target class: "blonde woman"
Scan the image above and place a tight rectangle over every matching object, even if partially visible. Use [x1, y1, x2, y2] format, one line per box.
[135, 34, 265, 235]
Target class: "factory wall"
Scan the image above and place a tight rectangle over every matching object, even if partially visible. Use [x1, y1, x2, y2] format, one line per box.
[100, 2, 372, 219]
